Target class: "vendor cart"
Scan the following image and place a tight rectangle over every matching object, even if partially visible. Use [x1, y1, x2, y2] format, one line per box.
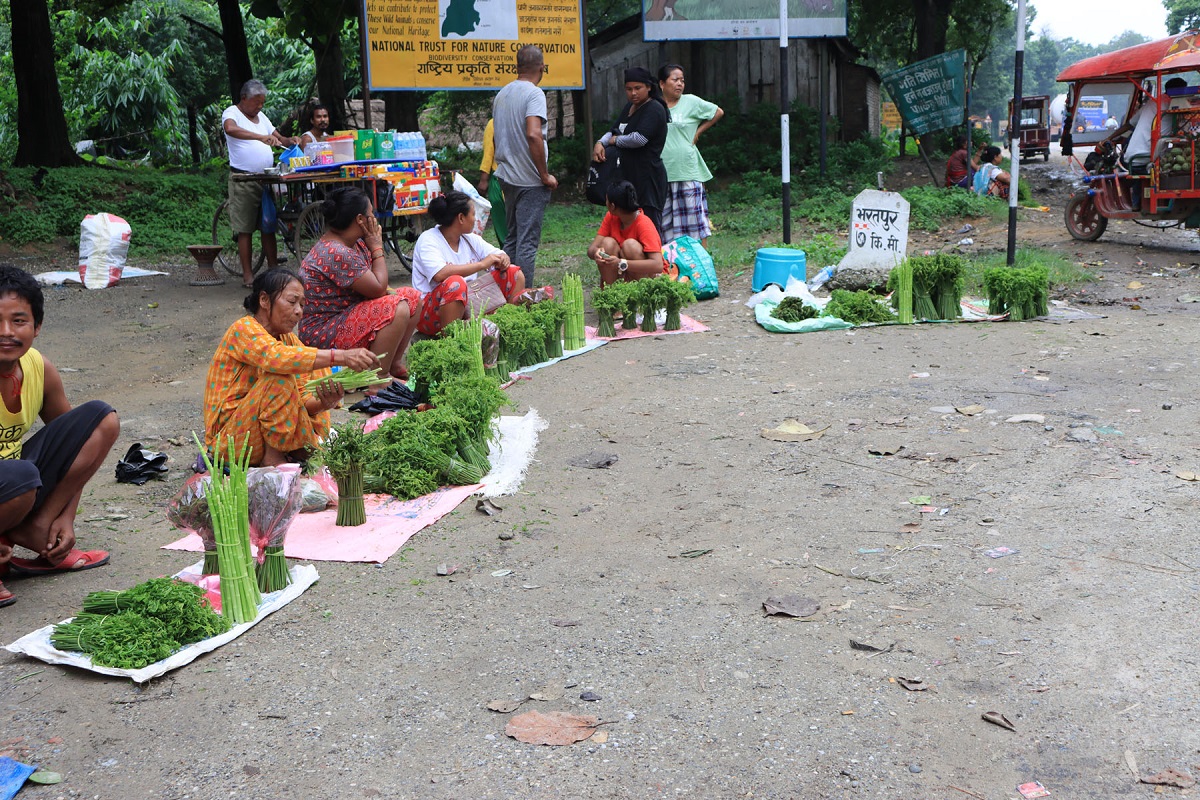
[1008, 95, 1051, 161]
[211, 160, 440, 277]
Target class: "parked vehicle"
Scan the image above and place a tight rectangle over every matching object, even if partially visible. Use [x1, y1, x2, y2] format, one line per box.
[1009, 95, 1051, 161]
[1058, 33, 1200, 241]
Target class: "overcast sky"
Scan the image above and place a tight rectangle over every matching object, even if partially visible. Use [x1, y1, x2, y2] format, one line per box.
[1030, 0, 1169, 45]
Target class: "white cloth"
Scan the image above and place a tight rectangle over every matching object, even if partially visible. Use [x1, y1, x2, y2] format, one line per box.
[411, 227, 503, 295]
[222, 105, 275, 173]
[1125, 101, 1156, 161]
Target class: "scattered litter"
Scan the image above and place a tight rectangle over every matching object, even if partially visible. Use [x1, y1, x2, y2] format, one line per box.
[1177, 294, 1200, 303]
[1124, 750, 1139, 779]
[27, 771, 62, 785]
[1176, 471, 1200, 482]
[551, 619, 582, 627]
[568, 451, 618, 469]
[762, 596, 820, 617]
[857, 548, 884, 554]
[114, 443, 169, 485]
[435, 564, 458, 576]
[1094, 426, 1123, 435]
[504, 710, 599, 746]
[899, 522, 921, 532]
[984, 546, 1019, 559]
[475, 499, 503, 516]
[579, 691, 602, 702]
[895, 676, 929, 691]
[522, 584, 540, 590]
[849, 639, 891, 653]
[677, 548, 712, 559]
[490, 569, 512, 577]
[1140, 768, 1196, 789]
[867, 442, 904, 456]
[1005, 414, 1045, 424]
[908, 496, 932, 505]
[1016, 781, 1050, 799]
[1127, 281, 1144, 289]
[956, 404, 985, 416]
[1067, 428, 1098, 443]
[981, 711, 1016, 731]
[955, 224, 974, 234]
[760, 420, 828, 442]
[958, 238, 974, 245]
[910, 372, 931, 378]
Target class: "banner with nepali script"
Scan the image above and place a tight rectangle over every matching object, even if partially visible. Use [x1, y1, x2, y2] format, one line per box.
[880, 50, 966, 135]
[363, 0, 585, 90]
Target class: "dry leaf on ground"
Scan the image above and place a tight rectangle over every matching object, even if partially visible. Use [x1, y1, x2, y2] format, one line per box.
[1141, 768, 1196, 788]
[760, 420, 828, 442]
[504, 710, 599, 746]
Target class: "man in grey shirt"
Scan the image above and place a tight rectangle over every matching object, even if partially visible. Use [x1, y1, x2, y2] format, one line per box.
[492, 45, 558, 286]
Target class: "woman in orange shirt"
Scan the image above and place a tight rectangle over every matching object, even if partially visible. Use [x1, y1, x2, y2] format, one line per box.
[204, 269, 378, 466]
[586, 181, 665, 287]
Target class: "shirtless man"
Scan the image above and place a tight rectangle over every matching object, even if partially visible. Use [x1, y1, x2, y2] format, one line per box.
[300, 104, 330, 149]
[0, 265, 119, 608]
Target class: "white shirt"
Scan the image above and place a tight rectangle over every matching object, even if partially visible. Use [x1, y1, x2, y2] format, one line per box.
[411, 227, 503, 295]
[222, 105, 275, 172]
[1125, 101, 1156, 160]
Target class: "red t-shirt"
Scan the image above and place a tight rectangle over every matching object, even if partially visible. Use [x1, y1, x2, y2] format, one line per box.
[598, 211, 662, 255]
[945, 149, 969, 187]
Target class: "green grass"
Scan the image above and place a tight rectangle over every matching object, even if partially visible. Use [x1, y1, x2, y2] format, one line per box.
[965, 248, 1097, 295]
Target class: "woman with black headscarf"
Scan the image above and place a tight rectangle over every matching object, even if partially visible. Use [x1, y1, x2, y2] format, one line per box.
[592, 66, 670, 236]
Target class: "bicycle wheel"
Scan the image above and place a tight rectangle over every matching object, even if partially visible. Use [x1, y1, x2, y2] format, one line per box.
[212, 200, 266, 277]
[294, 202, 326, 261]
[383, 215, 425, 273]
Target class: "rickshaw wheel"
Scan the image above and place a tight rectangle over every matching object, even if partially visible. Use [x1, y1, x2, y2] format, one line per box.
[294, 202, 327, 262]
[1065, 192, 1108, 242]
[1043, 152, 1049, 162]
[212, 200, 267, 276]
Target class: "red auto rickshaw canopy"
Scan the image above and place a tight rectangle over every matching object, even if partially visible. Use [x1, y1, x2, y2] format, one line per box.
[1057, 31, 1200, 82]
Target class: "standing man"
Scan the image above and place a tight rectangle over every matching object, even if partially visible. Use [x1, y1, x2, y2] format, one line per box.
[222, 79, 296, 288]
[492, 45, 557, 287]
[300, 103, 330, 149]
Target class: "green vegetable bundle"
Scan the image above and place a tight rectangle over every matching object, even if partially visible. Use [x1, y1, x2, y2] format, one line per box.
[488, 304, 544, 371]
[823, 289, 898, 325]
[407, 336, 477, 396]
[983, 265, 1049, 321]
[431, 374, 510, 473]
[893, 259, 914, 324]
[527, 300, 569, 360]
[303, 366, 388, 394]
[444, 318, 486, 379]
[367, 405, 486, 499]
[658, 277, 697, 331]
[52, 612, 179, 669]
[886, 254, 965, 321]
[196, 434, 261, 624]
[562, 274, 586, 350]
[590, 282, 628, 338]
[82, 578, 230, 645]
[771, 296, 818, 323]
[321, 421, 372, 526]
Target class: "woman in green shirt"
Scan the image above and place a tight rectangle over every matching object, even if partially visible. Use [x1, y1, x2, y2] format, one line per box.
[658, 64, 724, 247]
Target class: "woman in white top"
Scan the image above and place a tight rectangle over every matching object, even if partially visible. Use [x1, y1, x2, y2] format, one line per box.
[411, 191, 527, 336]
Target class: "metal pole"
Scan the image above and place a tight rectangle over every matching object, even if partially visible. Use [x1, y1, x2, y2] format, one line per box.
[780, 0, 791, 244]
[819, 40, 827, 178]
[359, 0, 373, 129]
[1006, 0, 1025, 266]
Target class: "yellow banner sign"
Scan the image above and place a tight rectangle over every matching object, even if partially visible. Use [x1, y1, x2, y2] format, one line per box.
[363, 0, 586, 90]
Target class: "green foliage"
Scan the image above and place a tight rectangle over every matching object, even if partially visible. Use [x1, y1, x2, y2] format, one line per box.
[794, 233, 846, 268]
[771, 296, 817, 322]
[794, 187, 855, 230]
[1166, 0, 1200, 34]
[0, 166, 224, 257]
[423, 90, 493, 148]
[887, 253, 966, 320]
[823, 289, 897, 325]
[899, 185, 998, 231]
[983, 263, 1049, 320]
[407, 336, 477, 389]
[966, 248, 1094, 296]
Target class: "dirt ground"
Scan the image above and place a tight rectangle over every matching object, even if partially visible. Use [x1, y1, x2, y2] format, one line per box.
[5, 154, 1200, 800]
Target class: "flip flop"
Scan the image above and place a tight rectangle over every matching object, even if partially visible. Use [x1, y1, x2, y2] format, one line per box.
[0, 581, 14, 608]
[8, 549, 110, 577]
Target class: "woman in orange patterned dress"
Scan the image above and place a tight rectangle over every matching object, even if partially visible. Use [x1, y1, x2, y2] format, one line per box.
[203, 269, 379, 466]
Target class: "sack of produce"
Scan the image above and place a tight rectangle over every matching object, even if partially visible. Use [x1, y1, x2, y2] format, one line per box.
[78, 213, 131, 289]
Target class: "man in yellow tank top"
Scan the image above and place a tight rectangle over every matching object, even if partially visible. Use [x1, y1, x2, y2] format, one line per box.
[0, 266, 119, 609]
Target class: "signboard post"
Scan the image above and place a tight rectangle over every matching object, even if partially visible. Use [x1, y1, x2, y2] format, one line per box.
[880, 49, 967, 185]
[362, 0, 586, 90]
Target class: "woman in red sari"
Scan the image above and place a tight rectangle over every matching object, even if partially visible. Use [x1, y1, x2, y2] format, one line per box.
[299, 187, 422, 379]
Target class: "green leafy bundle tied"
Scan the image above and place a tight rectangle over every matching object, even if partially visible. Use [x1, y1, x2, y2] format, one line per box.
[431, 374, 510, 453]
[321, 421, 372, 526]
[887, 257, 937, 320]
[51, 612, 180, 669]
[561, 274, 587, 350]
[621, 282, 641, 329]
[303, 366, 388, 393]
[590, 282, 628, 338]
[528, 300, 569, 360]
[888, 254, 966, 320]
[367, 408, 464, 500]
[823, 289, 898, 325]
[983, 265, 1049, 321]
[631, 278, 666, 332]
[196, 434, 260, 624]
[771, 296, 818, 323]
[407, 336, 477, 394]
[892, 260, 914, 324]
[488, 304, 544, 370]
[82, 578, 230, 645]
[444, 318, 486, 379]
[657, 276, 697, 331]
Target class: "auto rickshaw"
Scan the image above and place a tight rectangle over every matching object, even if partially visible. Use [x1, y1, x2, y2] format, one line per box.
[1058, 32, 1200, 241]
[1008, 95, 1051, 161]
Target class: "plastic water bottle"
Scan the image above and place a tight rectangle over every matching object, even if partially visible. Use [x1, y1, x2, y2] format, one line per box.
[808, 265, 836, 291]
[414, 132, 426, 161]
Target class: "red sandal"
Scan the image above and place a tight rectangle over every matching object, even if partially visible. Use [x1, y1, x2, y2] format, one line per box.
[8, 549, 110, 577]
[0, 581, 14, 608]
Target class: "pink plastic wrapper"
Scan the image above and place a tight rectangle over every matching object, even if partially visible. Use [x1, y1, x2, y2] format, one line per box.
[247, 466, 303, 562]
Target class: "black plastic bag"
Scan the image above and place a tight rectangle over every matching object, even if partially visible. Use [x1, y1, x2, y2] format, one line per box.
[348, 380, 421, 416]
[115, 442, 169, 485]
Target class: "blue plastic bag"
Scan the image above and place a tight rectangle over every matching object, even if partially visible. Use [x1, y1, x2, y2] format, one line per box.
[0, 756, 36, 800]
[662, 235, 719, 300]
[260, 188, 277, 235]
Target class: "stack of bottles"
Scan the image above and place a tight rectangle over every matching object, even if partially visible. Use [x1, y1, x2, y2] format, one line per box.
[393, 131, 427, 161]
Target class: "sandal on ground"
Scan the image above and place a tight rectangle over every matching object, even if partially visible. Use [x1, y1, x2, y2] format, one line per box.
[0, 581, 14, 608]
[8, 549, 111, 577]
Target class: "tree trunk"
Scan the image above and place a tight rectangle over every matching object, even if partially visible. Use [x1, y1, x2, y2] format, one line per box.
[385, 92, 424, 132]
[912, 0, 953, 62]
[217, 0, 254, 106]
[314, 31, 349, 131]
[12, 0, 79, 167]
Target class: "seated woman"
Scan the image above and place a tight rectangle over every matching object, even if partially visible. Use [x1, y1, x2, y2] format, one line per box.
[972, 146, 1011, 199]
[205, 269, 379, 467]
[586, 181, 665, 287]
[299, 187, 421, 379]
[411, 191, 527, 336]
